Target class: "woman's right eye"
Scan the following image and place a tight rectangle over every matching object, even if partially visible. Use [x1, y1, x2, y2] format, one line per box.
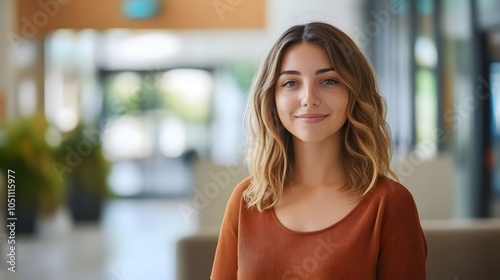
[282, 80, 297, 87]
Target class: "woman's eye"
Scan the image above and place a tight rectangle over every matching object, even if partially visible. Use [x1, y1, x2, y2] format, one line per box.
[322, 79, 337, 85]
[282, 80, 297, 87]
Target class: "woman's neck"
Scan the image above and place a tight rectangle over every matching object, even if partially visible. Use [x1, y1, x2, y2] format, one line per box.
[291, 135, 345, 188]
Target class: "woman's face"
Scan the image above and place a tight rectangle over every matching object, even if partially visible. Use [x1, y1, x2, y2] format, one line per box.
[275, 42, 349, 144]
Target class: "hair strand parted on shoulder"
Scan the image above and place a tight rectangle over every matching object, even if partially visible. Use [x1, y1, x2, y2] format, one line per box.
[243, 22, 397, 212]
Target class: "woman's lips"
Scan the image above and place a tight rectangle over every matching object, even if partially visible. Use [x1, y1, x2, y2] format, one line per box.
[295, 114, 329, 123]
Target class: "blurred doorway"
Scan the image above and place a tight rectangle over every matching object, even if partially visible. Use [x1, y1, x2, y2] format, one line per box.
[474, 1, 500, 217]
[99, 68, 214, 197]
[490, 61, 500, 216]
[479, 30, 500, 217]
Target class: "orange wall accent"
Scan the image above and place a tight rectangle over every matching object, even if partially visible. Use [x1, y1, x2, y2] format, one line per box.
[15, 0, 265, 35]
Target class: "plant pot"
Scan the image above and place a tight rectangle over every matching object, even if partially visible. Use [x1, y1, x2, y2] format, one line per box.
[4, 201, 38, 235]
[67, 176, 103, 222]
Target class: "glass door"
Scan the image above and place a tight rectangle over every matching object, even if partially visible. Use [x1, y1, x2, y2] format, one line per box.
[100, 68, 214, 197]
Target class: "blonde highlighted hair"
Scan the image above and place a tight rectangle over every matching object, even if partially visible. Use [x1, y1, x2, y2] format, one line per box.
[243, 22, 397, 212]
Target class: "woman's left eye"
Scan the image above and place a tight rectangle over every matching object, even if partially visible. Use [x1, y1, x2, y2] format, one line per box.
[322, 79, 337, 85]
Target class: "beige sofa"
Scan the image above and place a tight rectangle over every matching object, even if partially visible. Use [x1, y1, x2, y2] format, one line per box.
[176, 219, 500, 280]
[422, 219, 500, 280]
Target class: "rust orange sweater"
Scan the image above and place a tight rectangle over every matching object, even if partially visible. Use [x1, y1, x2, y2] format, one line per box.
[211, 176, 427, 279]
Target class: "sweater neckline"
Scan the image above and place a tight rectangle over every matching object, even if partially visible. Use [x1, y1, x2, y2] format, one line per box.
[269, 189, 372, 235]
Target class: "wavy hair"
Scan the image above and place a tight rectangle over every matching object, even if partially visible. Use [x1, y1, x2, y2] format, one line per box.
[243, 22, 397, 212]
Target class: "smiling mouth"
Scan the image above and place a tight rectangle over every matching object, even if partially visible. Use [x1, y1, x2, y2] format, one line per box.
[295, 114, 329, 123]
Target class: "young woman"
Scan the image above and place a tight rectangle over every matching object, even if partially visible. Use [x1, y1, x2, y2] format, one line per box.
[211, 22, 427, 279]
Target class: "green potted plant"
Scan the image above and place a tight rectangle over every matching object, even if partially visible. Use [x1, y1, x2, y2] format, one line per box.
[53, 123, 110, 222]
[0, 113, 65, 233]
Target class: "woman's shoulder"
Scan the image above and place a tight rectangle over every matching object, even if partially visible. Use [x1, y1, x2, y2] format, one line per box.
[225, 176, 252, 210]
[371, 176, 415, 202]
[368, 176, 422, 223]
[234, 176, 252, 191]
[231, 176, 252, 198]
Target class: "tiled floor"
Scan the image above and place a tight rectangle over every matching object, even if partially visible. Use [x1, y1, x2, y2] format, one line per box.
[0, 198, 198, 280]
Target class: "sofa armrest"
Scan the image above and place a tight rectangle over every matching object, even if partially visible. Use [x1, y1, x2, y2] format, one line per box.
[176, 230, 219, 280]
[422, 219, 500, 280]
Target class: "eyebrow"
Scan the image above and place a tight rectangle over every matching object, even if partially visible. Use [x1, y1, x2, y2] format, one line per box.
[278, 67, 336, 77]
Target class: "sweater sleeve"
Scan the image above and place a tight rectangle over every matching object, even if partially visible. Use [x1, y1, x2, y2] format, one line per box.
[210, 178, 249, 280]
[377, 224, 427, 279]
[376, 181, 428, 279]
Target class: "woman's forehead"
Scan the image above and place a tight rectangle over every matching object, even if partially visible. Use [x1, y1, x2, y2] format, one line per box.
[279, 43, 334, 73]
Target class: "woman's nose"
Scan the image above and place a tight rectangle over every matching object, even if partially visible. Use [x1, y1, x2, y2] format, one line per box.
[301, 83, 320, 107]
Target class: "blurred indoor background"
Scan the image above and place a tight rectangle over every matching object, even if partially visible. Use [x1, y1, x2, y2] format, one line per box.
[0, 0, 499, 279]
